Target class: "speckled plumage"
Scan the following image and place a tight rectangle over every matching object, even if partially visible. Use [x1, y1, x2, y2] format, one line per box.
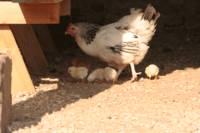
[68, 4, 160, 81]
[76, 23, 100, 44]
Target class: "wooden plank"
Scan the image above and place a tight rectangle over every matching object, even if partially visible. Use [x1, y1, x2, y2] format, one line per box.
[0, 2, 60, 24]
[0, 25, 35, 94]
[0, 54, 12, 133]
[11, 25, 48, 74]
[32, 25, 57, 55]
[60, 0, 71, 16]
[12, 0, 63, 3]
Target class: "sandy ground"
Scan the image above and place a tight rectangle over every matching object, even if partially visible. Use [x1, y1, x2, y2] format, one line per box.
[9, 67, 200, 133]
[8, 1, 200, 132]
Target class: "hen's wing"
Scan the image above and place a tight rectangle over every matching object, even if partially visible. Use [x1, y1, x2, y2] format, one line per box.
[95, 26, 140, 56]
[90, 25, 145, 65]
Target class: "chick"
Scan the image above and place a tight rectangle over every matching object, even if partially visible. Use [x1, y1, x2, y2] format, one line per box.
[68, 66, 88, 80]
[145, 64, 159, 79]
[87, 68, 105, 82]
[104, 67, 117, 82]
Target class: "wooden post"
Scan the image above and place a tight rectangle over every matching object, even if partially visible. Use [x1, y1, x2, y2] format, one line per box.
[32, 25, 57, 55]
[0, 25, 35, 94]
[11, 25, 48, 74]
[0, 54, 12, 133]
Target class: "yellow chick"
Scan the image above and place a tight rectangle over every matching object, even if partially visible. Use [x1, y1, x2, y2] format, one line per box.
[87, 68, 105, 82]
[145, 64, 159, 79]
[68, 66, 88, 80]
[104, 67, 117, 82]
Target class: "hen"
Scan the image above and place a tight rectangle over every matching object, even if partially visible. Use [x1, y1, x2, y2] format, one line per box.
[66, 4, 160, 81]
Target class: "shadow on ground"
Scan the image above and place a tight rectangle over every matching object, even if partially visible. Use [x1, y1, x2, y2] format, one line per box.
[11, 77, 117, 131]
[11, 0, 200, 131]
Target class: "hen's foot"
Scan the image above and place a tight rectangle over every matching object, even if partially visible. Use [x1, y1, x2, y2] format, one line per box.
[131, 72, 142, 82]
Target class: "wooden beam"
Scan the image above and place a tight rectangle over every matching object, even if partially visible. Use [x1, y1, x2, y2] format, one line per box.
[60, 0, 71, 16]
[32, 25, 57, 55]
[12, 0, 63, 3]
[11, 25, 48, 74]
[0, 25, 35, 94]
[0, 2, 60, 24]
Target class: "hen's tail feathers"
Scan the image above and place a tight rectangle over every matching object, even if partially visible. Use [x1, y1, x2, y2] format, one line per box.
[142, 4, 160, 23]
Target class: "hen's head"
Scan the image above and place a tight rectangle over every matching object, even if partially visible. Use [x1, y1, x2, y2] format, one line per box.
[65, 23, 80, 37]
[65, 23, 97, 38]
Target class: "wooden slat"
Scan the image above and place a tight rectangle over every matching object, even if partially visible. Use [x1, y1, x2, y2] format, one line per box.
[11, 25, 48, 74]
[0, 2, 60, 24]
[32, 25, 57, 55]
[60, 0, 71, 16]
[12, 0, 63, 3]
[0, 25, 35, 94]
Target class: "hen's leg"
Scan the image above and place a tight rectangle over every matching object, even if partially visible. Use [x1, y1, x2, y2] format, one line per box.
[130, 62, 141, 81]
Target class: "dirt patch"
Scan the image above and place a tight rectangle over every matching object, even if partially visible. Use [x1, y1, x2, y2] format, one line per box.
[9, 68, 200, 133]
[8, 0, 200, 132]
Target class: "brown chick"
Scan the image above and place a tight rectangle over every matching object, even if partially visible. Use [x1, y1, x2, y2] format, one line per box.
[70, 57, 91, 69]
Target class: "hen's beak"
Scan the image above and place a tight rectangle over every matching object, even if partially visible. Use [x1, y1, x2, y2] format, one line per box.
[65, 30, 75, 37]
[65, 31, 73, 36]
[65, 31, 69, 35]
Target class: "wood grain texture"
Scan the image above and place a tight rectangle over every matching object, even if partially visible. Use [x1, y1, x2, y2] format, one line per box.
[32, 25, 57, 55]
[12, 0, 63, 3]
[0, 25, 35, 94]
[0, 2, 60, 24]
[0, 54, 12, 133]
[60, 0, 71, 16]
[11, 25, 48, 74]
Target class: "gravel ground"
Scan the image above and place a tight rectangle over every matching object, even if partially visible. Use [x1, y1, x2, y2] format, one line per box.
[9, 68, 200, 133]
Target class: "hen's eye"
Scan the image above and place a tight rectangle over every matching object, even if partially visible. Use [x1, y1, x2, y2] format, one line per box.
[124, 26, 129, 30]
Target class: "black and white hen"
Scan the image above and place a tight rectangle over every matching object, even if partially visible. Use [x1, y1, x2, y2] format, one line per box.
[66, 4, 160, 81]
